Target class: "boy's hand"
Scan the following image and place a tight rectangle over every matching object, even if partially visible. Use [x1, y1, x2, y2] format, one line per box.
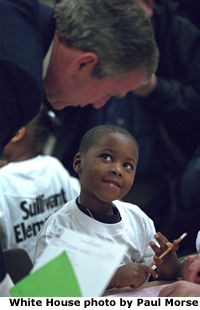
[149, 232, 179, 266]
[107, 262, 158, 289]
[149, 232, 179, 280]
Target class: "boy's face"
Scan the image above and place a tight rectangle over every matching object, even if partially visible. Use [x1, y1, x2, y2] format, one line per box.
[75, 133, 138, 204]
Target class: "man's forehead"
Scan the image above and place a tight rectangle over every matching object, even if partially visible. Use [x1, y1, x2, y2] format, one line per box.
[133, 0, 153, 18]
[108, 67, 147, 93]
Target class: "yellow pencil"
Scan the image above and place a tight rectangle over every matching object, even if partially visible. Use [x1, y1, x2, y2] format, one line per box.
[149, 232, 188, 268]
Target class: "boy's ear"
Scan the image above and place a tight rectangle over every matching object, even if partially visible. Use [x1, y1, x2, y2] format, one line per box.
[10, 127, 26, 143]
[73, 153, 82, 174]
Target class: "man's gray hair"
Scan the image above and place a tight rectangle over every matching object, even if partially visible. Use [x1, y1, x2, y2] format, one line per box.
[54, 0, 159, 79]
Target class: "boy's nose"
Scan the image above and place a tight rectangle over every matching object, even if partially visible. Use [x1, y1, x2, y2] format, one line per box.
[111, 163, 122, 176]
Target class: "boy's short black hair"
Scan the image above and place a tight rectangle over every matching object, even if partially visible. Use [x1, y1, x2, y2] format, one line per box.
[79, 125, 138, 154]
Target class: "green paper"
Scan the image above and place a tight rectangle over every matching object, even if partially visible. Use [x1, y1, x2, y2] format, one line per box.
[10, 251, 82, 297]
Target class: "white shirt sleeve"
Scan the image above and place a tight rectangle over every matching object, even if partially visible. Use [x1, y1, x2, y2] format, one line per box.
[0, 274, 13, 297]
[196, 231, 200, 253]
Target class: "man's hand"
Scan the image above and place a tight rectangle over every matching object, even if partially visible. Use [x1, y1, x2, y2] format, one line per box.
[159, 280, 200, 297]
[181, 254, 200, 284]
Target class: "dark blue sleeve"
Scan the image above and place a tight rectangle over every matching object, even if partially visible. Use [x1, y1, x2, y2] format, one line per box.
[0, 0, 43, 155]
[140, 14, 200, 157]
[0, 243, 7, 282]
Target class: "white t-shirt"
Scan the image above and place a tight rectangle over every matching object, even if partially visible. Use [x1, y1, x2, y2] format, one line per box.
[196, 231, 200, 253]
[0, 274, 13, 297]
[35, 199, 156, 266]
[0, 155, 80, 261]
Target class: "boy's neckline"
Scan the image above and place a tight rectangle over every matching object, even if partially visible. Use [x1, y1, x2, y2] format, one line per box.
[76, 197, 121, 224]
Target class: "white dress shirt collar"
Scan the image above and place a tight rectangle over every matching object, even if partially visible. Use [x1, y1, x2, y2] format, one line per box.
[42, 40, 54, 79]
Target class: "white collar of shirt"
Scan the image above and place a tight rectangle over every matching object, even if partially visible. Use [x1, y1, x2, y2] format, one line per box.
[42, 40, 54, 80]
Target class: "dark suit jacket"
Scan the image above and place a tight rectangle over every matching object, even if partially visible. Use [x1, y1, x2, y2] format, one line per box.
[0, 0, 55, 155]
[0, 243, 6, 282]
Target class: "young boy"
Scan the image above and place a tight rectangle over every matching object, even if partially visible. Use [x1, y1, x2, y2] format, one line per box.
[0, 106, 80, 262]
[35, 125, 179, 289]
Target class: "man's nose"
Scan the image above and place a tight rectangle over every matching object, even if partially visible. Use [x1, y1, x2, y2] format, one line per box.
[92, 95, 111, 109]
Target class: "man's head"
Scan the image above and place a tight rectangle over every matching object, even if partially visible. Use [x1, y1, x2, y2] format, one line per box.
[73, 125, 139, 203]
[44, 0, 158, 110]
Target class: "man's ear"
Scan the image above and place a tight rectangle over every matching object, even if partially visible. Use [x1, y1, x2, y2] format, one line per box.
[73, 153, 82, 174]
[10, 127, 26, 143]
[69, 52, 98, 76]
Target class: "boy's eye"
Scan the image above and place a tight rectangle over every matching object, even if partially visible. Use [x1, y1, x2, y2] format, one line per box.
[124, 162, 133, 170]
[101, 154, 112, 161]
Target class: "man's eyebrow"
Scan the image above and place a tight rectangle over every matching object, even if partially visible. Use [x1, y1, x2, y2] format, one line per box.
[112, 94, 124, 99]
